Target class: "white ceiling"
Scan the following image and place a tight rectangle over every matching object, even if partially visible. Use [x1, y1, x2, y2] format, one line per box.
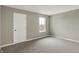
[6, 5, 79, 15]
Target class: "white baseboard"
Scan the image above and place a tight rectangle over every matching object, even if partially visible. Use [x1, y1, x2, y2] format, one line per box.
[0, 35, 49, 48]
[54, 35, 79, 43]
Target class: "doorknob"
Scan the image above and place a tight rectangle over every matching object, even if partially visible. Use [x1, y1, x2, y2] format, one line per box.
[14, 29, 16, 31]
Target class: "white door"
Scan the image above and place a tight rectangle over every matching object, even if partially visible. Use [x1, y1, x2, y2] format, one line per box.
[13, 13, 27, 43]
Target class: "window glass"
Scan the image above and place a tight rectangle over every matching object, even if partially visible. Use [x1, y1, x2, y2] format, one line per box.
[39, 17, 46, 33]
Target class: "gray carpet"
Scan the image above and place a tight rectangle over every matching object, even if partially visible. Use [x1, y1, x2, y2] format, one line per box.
[1, 37, 79, 53]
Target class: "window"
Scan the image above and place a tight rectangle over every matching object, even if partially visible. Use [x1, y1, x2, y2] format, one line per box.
[39, 16, 46, 33]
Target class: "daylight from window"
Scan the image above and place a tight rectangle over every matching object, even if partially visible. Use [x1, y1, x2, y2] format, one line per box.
[39, 16, 46, 33]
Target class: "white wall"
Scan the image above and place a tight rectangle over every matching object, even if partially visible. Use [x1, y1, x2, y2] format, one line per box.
[50, 9, 79, 41]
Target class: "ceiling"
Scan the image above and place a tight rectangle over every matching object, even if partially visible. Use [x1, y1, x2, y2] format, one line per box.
[6, 5, 79, 15]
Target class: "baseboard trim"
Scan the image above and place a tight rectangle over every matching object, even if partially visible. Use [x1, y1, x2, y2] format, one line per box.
[0, 35, 49, 48]
[54, 35, 79, 43]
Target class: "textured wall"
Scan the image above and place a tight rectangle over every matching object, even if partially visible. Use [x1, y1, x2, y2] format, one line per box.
[1, 6, 50, 45]
[50, 9, 79, 41]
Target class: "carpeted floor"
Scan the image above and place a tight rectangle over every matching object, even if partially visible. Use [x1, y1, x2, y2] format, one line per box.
[1, 37, 79, 53]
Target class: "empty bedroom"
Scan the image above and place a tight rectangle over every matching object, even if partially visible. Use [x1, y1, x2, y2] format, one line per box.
[0, 5, 79, 53]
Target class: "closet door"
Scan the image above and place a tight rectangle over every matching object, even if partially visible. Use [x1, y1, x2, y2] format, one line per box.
[13, 13, 27, 43]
